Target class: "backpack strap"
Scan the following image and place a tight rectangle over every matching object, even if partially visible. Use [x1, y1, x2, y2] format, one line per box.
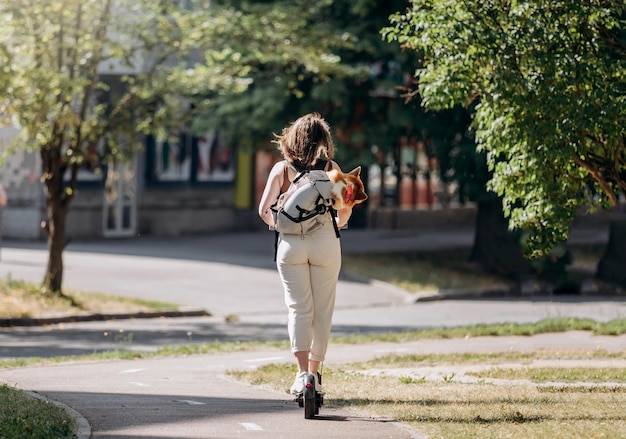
[314, 159, 340, 238]
[315, 160, 340, 238]
[314, 160, 340, 238]
[280, 161, 292, 194]
[283, 160, 327, 188]
[313, 159, 328, 171]
[330, 210, 341, 238]
[275, 161, 296, 261]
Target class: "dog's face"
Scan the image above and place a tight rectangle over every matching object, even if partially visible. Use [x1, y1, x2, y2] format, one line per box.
[327, 166, 368, 209]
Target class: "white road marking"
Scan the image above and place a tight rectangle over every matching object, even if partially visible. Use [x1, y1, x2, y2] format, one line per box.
[126, 381, 150, 387]
[243, 356, 285, 363]
[120, 368, 144, 374]
[174, 399, 206, 405]
[239, 423, 264, 431]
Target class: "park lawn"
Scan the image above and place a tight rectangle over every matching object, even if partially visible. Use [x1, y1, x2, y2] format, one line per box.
[0, 384, 76, 439]
[0, 277, 179, 319]
[229, 349, 626, 439]
[341, 244, 605, 294]
[342, 247, 510, 292]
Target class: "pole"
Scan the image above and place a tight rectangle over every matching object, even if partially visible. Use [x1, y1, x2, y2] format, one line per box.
[0, 184, 6, 261]
[0, 207, 3, 262]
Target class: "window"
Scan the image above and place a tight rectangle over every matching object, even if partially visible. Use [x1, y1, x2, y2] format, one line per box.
[196, 131, 234, 182]
[146, 130, 235, 184]
[153, 131, 192, 181]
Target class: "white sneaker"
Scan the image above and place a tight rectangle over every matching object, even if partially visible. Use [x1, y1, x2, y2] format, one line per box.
[290, 372, 308, 395]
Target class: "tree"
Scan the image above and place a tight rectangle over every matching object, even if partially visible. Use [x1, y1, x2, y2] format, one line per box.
[431, 105, 534, 280]
[0, 0, 252, 295]
[194, 0, 420, 169]
[191, 0, 365, 147]
[384, 1, 626, 285]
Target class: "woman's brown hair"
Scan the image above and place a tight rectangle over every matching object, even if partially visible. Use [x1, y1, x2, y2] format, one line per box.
[274, 113, 335, 169]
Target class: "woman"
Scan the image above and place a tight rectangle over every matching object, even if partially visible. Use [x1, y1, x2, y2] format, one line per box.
[258, 113, 354, 394]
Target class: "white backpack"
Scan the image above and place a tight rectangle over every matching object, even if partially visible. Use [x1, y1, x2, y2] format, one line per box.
[270, 162, 339, 237]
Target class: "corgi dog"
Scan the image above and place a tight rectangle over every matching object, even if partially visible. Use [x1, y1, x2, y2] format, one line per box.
[327, 166, 368, 210]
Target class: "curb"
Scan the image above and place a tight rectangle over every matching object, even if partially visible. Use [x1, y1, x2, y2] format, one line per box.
[413, 287, 513, 302]
[412, 287, 626, 302]
[22, 390, 91, 439]
[0, 308, 211, 328]
[342, 270, 626, 304]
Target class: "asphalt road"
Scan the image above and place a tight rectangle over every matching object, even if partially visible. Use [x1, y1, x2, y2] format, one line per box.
[0, 227, 623, 359]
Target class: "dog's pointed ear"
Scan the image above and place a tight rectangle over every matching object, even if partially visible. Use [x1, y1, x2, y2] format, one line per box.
[349, 166, 361, 177]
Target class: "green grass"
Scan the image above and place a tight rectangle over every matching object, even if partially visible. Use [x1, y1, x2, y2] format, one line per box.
[2, 317, 624, 370]
[0, 276, 179, 319]
[331, 318, 626, 344]
[471, 366, 626, 382]
[0, 384, 75, 439]
[351, 349, 626, 369]
[229, 348, 626, 439]
[0, 339, 290, 369]
[342, 247, 510, 292]
[342, 243, 609, 294]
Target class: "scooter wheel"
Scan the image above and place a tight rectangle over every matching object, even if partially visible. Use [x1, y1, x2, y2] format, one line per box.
[304, 394, 316, 419]
[303, 373, 316, 419]
[315, 393, 322, 415]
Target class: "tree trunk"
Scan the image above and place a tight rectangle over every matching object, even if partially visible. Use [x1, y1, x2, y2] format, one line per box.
[595, 220, 626, 289]
[470, 197, 533, 281]
[43, 194, 67, 294]
[40, 145, 72, 296]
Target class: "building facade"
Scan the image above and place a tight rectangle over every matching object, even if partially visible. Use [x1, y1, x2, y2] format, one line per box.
[0, 123, 261, 240]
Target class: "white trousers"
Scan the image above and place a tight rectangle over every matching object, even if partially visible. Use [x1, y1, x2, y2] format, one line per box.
[276, 224, 341, 362]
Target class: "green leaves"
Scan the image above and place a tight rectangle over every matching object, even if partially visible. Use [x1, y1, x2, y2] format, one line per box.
[386, 0, 626, 256]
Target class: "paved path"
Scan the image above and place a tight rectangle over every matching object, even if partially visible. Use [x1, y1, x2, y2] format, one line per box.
[0, 227, 625, 438]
